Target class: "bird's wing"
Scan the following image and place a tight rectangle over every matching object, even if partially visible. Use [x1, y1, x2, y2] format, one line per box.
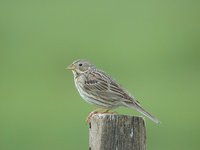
[83, 70, 139, 104]
[83, 70, 109, 92]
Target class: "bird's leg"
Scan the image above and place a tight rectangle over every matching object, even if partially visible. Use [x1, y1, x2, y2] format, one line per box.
[102, 109, 117, 114]
[86, 108, 103, 123]
[86, 108, 118, 123]
[102, 109, 110, 113]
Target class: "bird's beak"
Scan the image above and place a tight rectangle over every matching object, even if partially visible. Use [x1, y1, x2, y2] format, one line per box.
[66, 64, 75, 70]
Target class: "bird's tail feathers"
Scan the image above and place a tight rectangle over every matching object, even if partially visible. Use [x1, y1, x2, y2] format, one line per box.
[123, 102, 160, 124]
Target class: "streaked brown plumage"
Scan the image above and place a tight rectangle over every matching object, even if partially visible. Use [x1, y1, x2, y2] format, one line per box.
[67, 59, 159, 123]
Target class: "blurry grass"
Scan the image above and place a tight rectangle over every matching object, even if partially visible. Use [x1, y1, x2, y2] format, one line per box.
[0, 0, 200, 150]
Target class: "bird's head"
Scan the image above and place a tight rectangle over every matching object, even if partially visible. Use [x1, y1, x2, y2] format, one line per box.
[67, 59, 95, 75]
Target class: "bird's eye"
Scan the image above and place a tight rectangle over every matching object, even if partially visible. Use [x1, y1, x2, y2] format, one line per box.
[79, 63, 82, 66]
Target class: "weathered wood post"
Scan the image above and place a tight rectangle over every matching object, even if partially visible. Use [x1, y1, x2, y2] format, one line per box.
[89, 114, 146, 150]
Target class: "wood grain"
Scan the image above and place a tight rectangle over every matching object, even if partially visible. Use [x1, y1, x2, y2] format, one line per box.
[89, 114, 146, 150]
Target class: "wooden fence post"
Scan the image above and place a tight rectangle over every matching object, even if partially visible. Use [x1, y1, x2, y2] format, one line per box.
[89, 114, 146, 150]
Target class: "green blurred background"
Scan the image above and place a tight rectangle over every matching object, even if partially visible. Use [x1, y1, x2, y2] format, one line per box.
[0, 0, 200, 150]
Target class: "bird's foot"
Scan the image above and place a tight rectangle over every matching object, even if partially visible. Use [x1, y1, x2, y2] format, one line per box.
[86, 108, 103, 123]
[102, 109, 117, 114]
[86, 109, 117, 123]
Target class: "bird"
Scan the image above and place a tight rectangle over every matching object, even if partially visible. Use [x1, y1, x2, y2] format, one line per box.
[67, 59, 159, 124]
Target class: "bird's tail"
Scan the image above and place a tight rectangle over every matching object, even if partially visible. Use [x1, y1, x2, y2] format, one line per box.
[123, 102, 160, 124]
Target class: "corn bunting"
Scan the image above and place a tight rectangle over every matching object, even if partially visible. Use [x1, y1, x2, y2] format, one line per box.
[67, 59, 159, 123]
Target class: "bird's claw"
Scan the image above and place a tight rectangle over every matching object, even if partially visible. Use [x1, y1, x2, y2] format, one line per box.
[86, 109, 117, 124]
[86, 111, 98, 123]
